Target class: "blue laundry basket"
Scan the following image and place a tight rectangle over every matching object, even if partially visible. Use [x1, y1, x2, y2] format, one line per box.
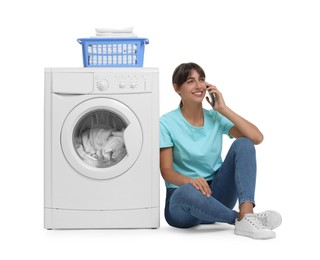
[77, 38, 149, 67]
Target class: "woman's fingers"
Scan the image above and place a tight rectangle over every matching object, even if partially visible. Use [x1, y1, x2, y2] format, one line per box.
[191, 178, 212, 197]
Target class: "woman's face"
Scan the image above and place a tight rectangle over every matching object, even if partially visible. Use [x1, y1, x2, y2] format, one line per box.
[174, 69, 206, 105]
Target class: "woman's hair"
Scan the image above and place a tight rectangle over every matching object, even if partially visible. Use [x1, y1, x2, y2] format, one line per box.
[172, 62, 206, 107]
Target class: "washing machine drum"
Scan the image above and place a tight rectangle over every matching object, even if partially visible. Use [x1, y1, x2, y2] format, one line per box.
[61, 98, 143, 180]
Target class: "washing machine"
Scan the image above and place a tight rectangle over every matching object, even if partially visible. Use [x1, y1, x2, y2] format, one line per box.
[44, 67, 159, 229]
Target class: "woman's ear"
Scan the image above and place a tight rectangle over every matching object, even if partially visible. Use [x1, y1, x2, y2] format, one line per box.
[173, 84, 180, 95]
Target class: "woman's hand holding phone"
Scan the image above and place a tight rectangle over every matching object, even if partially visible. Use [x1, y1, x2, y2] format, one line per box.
[206, 84, 227, 112]
[206, 84, 215, 108]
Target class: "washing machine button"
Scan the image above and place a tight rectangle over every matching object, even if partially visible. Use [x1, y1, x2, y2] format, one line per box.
[130, 83, 137, 89]
[119, 82, 126, 89]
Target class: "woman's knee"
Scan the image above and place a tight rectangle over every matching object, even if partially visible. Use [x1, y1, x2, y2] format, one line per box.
[170, 183, 199, 204]
[165, 184, 201, 228]
[232, 137, 255, 152]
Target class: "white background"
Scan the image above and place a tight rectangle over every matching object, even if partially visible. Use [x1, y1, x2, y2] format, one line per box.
[1, 0, 319, 259]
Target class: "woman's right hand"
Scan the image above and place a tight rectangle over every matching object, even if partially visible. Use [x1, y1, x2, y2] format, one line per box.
[205, 84, 227, 112]
[188, 178, 212, 197]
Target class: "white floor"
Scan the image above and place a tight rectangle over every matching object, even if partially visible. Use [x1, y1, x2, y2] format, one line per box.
[2, 191, 317, 260]
[26, 220, 317, 259]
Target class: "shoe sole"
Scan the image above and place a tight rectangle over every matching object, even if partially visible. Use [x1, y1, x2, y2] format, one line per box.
[234, 229, 276, 240]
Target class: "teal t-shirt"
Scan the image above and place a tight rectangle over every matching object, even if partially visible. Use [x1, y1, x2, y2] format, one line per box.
[160, 108, 234, 188]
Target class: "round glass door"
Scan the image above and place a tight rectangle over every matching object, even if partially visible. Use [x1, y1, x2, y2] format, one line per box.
[61, 98, 143, 179]
[74, 109, 127, 168]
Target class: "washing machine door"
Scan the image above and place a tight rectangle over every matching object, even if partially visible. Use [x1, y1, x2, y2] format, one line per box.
[61, 97, 143, 179]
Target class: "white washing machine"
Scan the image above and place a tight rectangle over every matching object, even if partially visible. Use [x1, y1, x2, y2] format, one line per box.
[44, 67, 159, 229]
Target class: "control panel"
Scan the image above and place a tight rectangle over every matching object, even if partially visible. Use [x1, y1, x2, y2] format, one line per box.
[93, 72, 153, 94]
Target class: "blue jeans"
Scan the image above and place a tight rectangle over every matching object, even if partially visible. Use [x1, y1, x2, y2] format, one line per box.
[164, 137, 257, 228]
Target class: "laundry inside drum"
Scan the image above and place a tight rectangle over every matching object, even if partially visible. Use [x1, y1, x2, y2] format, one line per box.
[73, 110, 128, 168]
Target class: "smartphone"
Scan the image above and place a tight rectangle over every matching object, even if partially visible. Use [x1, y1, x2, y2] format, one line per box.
[206, 85, 215, 106]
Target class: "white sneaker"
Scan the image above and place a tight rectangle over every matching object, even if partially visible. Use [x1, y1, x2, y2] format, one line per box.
[235, 214, 276, 239]
[255, 210, 282, 230]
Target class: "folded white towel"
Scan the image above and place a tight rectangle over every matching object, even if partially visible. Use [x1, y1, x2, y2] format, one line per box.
[94, 27, 137, 37]
[94, 32, 137, 37]
[95, 27, 133, 33]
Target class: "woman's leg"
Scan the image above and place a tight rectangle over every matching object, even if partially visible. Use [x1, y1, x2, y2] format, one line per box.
[213, 138, 279, 239]
[165, 184, 238, 228]
[164, 137, 256, 229]
[211, 137, 257, 218]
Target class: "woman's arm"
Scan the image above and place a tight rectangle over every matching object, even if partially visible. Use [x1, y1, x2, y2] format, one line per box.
[220, 106, 264, 145]
[206, 84, 264, 145]
[160, 147, 212, 196]
[160, 147, 189, 186]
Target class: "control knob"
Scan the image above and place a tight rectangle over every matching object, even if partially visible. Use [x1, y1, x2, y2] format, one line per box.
[119, 82, 126, 89]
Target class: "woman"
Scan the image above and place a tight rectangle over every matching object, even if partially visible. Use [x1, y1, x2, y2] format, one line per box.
[160, 62, 282, 239]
